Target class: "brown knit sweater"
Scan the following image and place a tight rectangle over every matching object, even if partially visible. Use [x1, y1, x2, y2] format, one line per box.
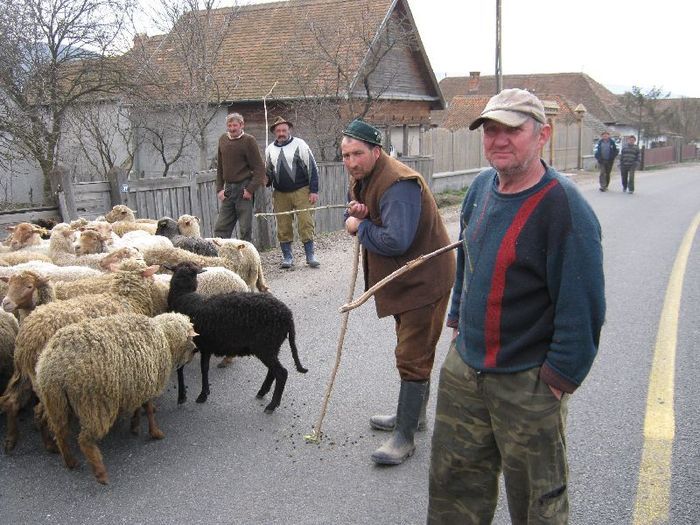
[351, 151, 456, 317]
[216, 132, 266, 194]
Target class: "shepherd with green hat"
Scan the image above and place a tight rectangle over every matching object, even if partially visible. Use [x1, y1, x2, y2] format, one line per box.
[341, 118, 455, 466]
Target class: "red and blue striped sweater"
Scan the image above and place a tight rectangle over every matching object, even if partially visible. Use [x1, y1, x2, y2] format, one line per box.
[447, 163, 605, 393]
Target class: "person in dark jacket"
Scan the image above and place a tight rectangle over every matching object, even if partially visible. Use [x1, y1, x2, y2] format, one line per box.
[342, 119, 456, 466]
[427, 89, 605, 524]
[594, 130, 619, 191]
[619, 135, 641, 193]
[265, 116, 320, 268]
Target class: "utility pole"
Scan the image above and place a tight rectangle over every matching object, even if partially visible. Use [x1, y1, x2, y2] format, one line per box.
[495, 0, 502, 93]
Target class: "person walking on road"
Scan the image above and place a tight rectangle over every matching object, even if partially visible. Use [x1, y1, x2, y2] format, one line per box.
[595, 130, 618, 192]
[214, 112, 266, 242]
[265, 116, 321, 268]
[427, 88, 606, 524]
[619, 135, 641, 193]
[342, 118, 455, 466]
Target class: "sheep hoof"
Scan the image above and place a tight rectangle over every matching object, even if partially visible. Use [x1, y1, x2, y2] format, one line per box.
[96, 474, 109, 485]
[177, 395, 187, 405]
[196, 393, 208, 403]
[150, 430, 165, 440]
[264, 403, 278, 414]
[4, 438, 16, 454]
[255, 393, 265, 399]
[65, 457, 79, 470]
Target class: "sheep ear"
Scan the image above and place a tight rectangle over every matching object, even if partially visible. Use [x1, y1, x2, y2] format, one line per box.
[212, 239, 221, 246]
[108, 263, 120, 272]
[197, 267, 206, 274]
[142, 265, 159, 277]
[188, 327, 199, 338]
[6, 226, 15, 232]
[162, 263, 174, 272]
[0, 276, 9, 283]
[237, 244, 246, 251]
[193, 216, 200, 223]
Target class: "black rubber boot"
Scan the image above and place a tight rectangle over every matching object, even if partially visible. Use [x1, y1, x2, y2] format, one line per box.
[303, 240, 320, 268]
[280, 242, 293, 269]
[370, 380, 429, 432]
[371, 380, 427, 465]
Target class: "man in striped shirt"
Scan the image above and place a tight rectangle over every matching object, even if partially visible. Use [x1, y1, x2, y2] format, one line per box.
[428, 89, 606, 524]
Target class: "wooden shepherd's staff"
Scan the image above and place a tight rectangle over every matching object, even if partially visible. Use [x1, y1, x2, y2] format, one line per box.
[255, 204, 347, 219]
[304, 236, 361, 444]
[304, 237, 461, 444]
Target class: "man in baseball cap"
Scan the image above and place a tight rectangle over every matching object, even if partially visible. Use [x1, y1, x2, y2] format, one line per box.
[428, 88, 605, 523]
[468, 87, 547, 130]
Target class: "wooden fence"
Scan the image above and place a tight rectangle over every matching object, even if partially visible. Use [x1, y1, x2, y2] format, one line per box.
[6, 157, 432, 251]
[643, 144, 699, 168]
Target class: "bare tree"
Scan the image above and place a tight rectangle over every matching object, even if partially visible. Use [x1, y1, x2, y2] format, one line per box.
[665, 97, 700, 143]
[0, 0, 135, 202]
[283, 4, 419, 160]
[622, 86, 671, 144]
[127, 0, 240, 175]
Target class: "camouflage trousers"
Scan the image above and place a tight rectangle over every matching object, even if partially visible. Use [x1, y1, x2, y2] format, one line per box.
[427, 343, 569, 525]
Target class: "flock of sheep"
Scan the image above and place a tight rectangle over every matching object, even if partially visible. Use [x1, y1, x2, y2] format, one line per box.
[0, 205, 306, 485]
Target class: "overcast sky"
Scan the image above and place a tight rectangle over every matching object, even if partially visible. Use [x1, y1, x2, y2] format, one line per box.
[136, 0, 699, 98]
[408, 0, 699, 98]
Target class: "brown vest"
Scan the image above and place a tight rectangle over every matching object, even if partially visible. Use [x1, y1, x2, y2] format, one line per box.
[351, 151, 456, 317]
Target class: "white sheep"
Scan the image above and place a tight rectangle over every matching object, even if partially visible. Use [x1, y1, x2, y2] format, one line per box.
[212, 239, 269, 292]
[35, 312, 196, 485]
[0, 261, 102, 282]
[176, 214, 202, 238]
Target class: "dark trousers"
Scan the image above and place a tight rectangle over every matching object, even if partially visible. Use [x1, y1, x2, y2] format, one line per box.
[214, 180, 253, 241]
[620, 165, 636, 192]
[598, 159, 614, 190]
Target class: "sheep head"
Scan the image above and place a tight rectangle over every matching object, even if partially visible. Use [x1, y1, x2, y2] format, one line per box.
[155, 217, 179, 238]
[177, 215, 202, 238]
[1, 271, 50, 313]
[105, 205, 136, 223]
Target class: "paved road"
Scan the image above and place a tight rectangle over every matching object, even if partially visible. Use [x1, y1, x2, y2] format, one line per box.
[1, 164, 699, 524]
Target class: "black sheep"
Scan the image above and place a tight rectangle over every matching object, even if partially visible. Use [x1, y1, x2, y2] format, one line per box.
[166, 261, 307, 413]
[156, 217, 219, 257]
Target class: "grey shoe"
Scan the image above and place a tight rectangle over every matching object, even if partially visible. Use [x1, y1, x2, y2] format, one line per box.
[371, 380, 428, 465]
[303, 240, 320, 268]
[370, 380, 429, 432]
[280, 242, 293, 269]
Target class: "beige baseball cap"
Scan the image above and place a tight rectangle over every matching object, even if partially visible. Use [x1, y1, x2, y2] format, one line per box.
[469, 88, 547, 130]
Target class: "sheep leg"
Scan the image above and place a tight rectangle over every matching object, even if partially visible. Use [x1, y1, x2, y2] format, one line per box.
[196, 351, 212, 403]
[255, 369, 275, 399]
[78, 432, 108, 485]
[176, 366, 187, 404]
[49, 413, 79, 470]
[34, 402, 57, 453]
[0, 380, 27, 454]
[144, 401, 164, 439]
[130, 407, 141, 435]
[258, 355, 288, 414]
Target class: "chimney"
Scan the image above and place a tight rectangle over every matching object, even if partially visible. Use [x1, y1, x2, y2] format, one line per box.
[468, 71, 480, 93]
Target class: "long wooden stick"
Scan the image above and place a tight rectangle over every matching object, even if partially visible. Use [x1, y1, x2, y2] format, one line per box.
[304, 236, 361, 444]
[255, 203, 347, 218]
[339, 240, 461, 313]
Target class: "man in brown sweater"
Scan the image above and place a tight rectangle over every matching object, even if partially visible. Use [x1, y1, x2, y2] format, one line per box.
[343, 119, 456, 465]
[214, 112, 266, 241]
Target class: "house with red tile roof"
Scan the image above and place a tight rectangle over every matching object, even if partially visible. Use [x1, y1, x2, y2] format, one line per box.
[125, 0, 444, 172]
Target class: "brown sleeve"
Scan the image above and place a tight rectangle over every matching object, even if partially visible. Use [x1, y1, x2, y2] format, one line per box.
[216, 142, 224, 193]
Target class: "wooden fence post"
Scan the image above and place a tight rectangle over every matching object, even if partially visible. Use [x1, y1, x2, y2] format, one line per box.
[107, 167, 129, 206]
[49, 167, 78, 222]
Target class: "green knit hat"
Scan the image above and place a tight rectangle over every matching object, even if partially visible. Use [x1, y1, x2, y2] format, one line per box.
[342, 118, 382, 146]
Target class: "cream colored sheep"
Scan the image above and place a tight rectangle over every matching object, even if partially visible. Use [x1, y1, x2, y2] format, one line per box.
[0, 262, 162, 453]
[212, 239, 269, 292]
[0, 260, 103, 282]
[49, 224, 138, 270]
[0, 310, 19, 394]
[104, 205, 157, 236]
[176, 214, 202, 237]
[0, 251, 53, 265]
[35, 312, 196, 485]
[4, 223, 47, 251]
[141, 245, 243, 276]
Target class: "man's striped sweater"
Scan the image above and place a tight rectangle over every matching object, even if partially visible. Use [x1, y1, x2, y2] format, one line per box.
[447, 163, 605, 393]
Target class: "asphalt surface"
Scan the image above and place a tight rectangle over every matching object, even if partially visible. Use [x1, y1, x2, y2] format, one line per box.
[1, 164, 699, 524]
